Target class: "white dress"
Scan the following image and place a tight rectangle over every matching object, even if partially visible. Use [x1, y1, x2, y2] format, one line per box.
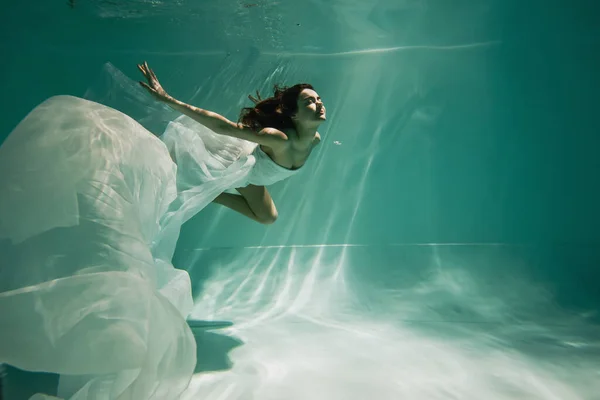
[0, 95, 301, 400]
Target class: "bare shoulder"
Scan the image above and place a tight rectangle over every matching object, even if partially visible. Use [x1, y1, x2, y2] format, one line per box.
[224, 123, 287, 148]
[259, 127, 289, 141]
[241, 126, 287, 149]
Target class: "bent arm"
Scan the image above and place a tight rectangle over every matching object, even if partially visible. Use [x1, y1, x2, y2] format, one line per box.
[163, 96, 287, 147]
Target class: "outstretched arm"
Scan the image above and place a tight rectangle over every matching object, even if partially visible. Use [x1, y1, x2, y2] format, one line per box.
[137, 62, 287, 147]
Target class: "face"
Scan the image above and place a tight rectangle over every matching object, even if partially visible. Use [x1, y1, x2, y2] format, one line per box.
[293, 89, 326, 125]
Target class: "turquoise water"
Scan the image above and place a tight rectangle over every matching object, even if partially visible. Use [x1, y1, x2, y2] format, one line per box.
[1, 0, 600, 399]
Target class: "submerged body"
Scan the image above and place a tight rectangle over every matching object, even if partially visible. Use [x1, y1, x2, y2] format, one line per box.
[137, 61, 326, 224]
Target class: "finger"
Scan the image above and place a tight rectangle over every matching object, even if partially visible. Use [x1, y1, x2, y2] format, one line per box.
[139, 81, 153, 91]
[138, 64, 151, 80]
[141, 61, 154, 81]
[146, 62, 158, 81]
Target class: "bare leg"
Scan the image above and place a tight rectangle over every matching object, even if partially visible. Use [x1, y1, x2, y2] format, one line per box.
[212, 185, 278, 224]
[212, 192, 263, 223]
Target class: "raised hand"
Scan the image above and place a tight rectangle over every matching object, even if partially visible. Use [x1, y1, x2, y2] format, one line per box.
[138, 61, 170, 101]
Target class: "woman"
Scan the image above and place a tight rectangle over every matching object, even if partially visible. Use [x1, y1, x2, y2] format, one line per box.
[138, 61, 327, 225]
[0, 62, 326, 400]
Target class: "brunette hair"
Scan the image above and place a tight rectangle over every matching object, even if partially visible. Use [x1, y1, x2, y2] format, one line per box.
[238, 83, 314, 131]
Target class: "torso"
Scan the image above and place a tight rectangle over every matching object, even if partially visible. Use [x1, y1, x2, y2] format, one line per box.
[260, 130, 321, 170]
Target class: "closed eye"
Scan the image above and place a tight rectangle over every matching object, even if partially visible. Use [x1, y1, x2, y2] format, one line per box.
[304, 96, 321, 104]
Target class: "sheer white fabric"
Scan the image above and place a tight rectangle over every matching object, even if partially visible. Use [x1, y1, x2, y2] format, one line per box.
[0, 94, 300, 399]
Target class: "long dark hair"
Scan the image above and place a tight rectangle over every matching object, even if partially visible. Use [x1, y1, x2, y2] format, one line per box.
[238, 83, 314, 131]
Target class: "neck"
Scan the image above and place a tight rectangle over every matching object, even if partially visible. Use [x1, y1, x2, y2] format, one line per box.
[293, 123, 319, 147]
